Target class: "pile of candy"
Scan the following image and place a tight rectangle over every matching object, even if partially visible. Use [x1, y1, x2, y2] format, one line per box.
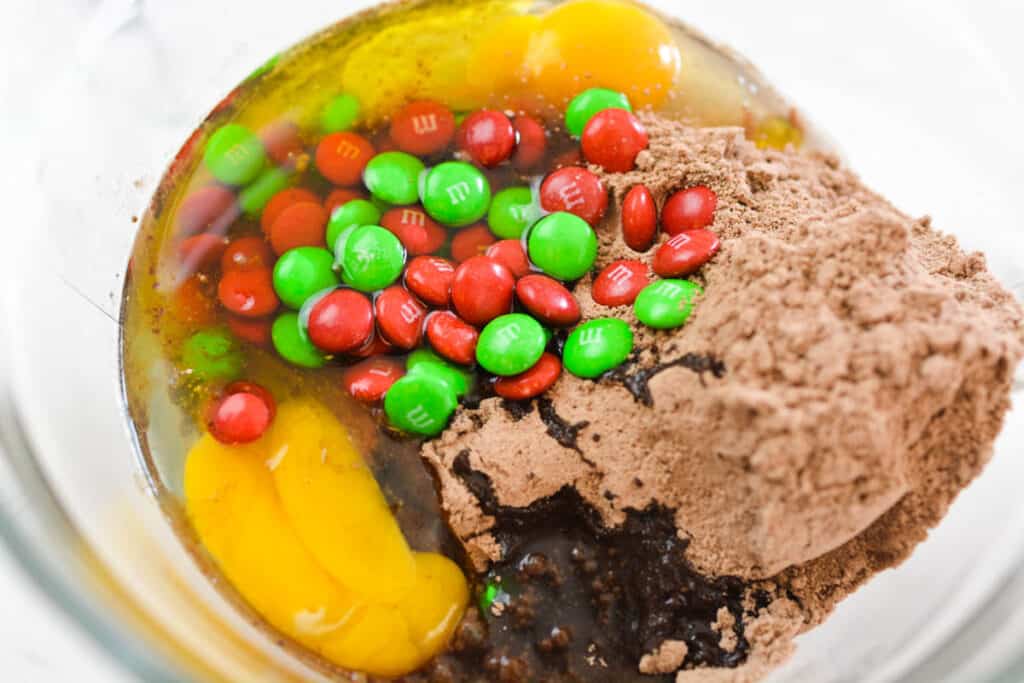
[176, 87, 720, 440]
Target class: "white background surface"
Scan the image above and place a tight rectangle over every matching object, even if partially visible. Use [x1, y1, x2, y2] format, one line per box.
[1, 1, 1023, 681]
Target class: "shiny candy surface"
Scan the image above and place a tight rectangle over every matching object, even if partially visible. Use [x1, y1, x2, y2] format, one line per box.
[178, 234, 228, 274]
[652, 229, 720, 278]
[634, 279, 703, 329]
[451, 255, 515, 326]
[450, 224, 496, 262]
[375, 286, 426, 350]
[406, 348, 472, 397]
[526, 212, 598, 281]
[208, 392, 272, 444]
[363, 151, 426, 205]
[341, 357, 404, 403]
[340, 225, 407, 292]
[581, 109, 648, 173]
[204, 124, 266, 186]
[487, 186, 536, 239]
[565, 88, 631, 138]
[515, 274, 580, 327]
[269, 202, 328, 255]
[261, 188, 319, 235]
[661, 186, 718, 235]
[485, 240, 530, 279]
[271, 312, 327, 368]
[390, 100, 456, 156]
[181, 328, 243, 382]
[326, 199, 382, 252]
[384, 374, 458, 436]
[307, 289, 375, 353]
[421, 161, 492, 227]
[425, 311, 479, 365]
[175, 185, 237, 238]
[539, 167, 607, 227]
[320, 93, 360, 133]
[380, 206, 446, 255]
[493, 352, 562, 400]
[562, 318, 633, 378]
[222, 236, 274, 273]
[476, 313, 546, 376]
[511, 115, 547, 171]
[622, 184, 658, 251]
[315, 132, 375, 186]
[218, 268, 280, 318]
[592, 259, 651, 307]
[458, 110, 516, 167]
[272, 247, 339, 309]
[404, 255, 456, 307]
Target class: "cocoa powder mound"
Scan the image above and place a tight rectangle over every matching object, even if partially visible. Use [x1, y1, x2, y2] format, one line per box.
[421, 113, 1024, 680]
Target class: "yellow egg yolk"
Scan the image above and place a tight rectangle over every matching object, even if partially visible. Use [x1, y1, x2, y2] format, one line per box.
[184, 399, 468, 677]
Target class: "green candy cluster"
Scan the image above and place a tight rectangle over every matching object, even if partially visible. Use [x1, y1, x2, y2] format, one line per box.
[364, 152, 424, 205]
[327, 199, 381, 252]
[272, 247, 339, 309]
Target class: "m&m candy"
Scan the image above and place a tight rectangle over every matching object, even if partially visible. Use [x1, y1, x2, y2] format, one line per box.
[272, 246, 339, 309]
[621, 184, 657, 251]
[306, 289, 375, 353]
[326, 199, 382, 252]
[539, 167, 607, 227]
[339, 225, 406, 292]
[515, 274, 580, 327]
[321, 93, 360, 133]
[458, 110, 516, 168]
[450, 224, 497, 262]
[565, 87, 632, 137]
[661, 186, 718, 235]
[271, 312, 327, 368]
[451, 255, 515, 326]
[268, 201, 328, 255]
[384, 373, 457, 436]
[591, 259, 650, 306]
[421, 162, 492, 227]
[208, 391, 272, 444]
[390, 100, 457, 156]
[181, 328, 243, 382]
[363, 151, 426, 205]
[375, 285, 427, 350]
[485, 240, 530, 279]
[425, 311, 479, 365]
[511, 115, 547, 171]
[315, 132, 375, 186]
[342, 357, 405, 403]
[562, 318, 633, 378]
[526, 212, 597, 281]
[406, 348, 472, 397]
[634, 279, 702, 329]
[380, 206, 446, 255]
[581, 108, 648, 173]
[204, 124, 267, 186]
[476, 313, 546, 376]
[218, 268, 280, 317]
[652, 229, 720, 278]
[404, 256, 456, 307]
[487, 186, 536, 239]
[493, 352, 562, 400]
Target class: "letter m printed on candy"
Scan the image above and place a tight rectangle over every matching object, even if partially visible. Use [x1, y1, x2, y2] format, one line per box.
[401, 209, 426, 226]
[412, 114, 439, 135]
[405, 404, 436, 431]
[558, 181, 585, 210]
[607, 262, 634, 285]
[446, 181, 471, 204]
[497, 321, 522, 345]
[577, 326, 604, 346]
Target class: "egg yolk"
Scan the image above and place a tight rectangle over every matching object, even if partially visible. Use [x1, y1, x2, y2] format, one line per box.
[184, 399, 468, 677]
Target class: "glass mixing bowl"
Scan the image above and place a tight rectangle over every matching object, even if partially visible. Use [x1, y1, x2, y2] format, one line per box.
[1, 1, 1023, 681]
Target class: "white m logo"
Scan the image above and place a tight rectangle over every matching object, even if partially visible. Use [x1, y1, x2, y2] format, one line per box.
[405, 404, 435, 430]
[412, 114, 438, 135]
[446, 181, 471, 204]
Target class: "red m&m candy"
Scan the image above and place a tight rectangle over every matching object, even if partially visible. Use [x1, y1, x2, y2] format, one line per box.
[621, 184, 657, 251]
[450, 224, 497, 263]
[261, 188, 320, 235]
[349, 331, 396, 359]
[175, 185, 237, 238]
[451, 256, 515, 326]
[222, 235, 273, 272]
[227, 315, 273, 346]
[390, 100, 456, 156]
[218, 268, 279, 318]
[425, 311, 479, 365]
[592, 259, 651, 306]
[494, 352, 562, 400]
[404, 256, 456, 307]
[485, 240, 531, 279]
[581, 108, 648, 173]
[458, 110, 516, 168]
[511, 115, 547, 171]
[515, 274, 581, 327]
[306, 289, 374, 353]
[268, 201, 328, 255]
[661, 186, 718, 235]
[652, 229, 721, 278]
[260, 120, 304, 167]
[342, 357, 405, 403]
[374, 285, 426, 350]
[178, 233, 228, 274]
[324, 187, 367, 215]
[380, 206, 446, 256]
[223, 381, 277, 421]
[208, 391, 272, 444]
[315, 132, 375, 186]
[539, 167, 608, 226]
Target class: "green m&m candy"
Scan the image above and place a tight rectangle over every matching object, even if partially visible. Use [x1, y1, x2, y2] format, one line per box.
[634, 279, 703, 329]
[487, 186, 536, 239]
[363, 152, 425, 205]
[181, 328, 243, 381]
[563, 318, 633, 378]
[204, 123, 267, 186]
[340, 225, 406, 292]
[238, 166, 292, 216]
[476, 314, 546, 376]
[527, 212, 598, 281]
[326, 199, 381, 251]
[421, 161, 491, 227]
[406, 348, 472, 397]
[272, 312, 327, 368]
[384, 374, 458, 436]
[272, 247, 339, 309]
[321, 93, 360, 133]
[565, 88, 631, 137]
